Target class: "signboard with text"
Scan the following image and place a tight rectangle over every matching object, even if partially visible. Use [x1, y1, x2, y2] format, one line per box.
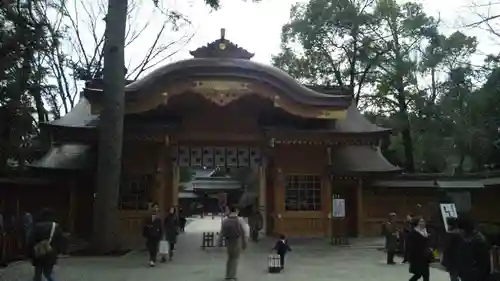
[332, 199, 346, 218]
[440, 203, 458, 232]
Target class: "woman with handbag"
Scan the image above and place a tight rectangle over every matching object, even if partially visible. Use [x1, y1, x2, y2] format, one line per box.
[407, 216, 432, 281]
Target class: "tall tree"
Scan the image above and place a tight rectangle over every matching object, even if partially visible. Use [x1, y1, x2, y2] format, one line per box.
[272, 0, 381, 104]
[413, 31, 478, 172]
[0, 0, 57, 172]
[368, 0, 438, 171]
[92, 0, 260, 252]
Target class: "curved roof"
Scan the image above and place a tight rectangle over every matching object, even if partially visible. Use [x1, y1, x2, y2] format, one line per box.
[48, 98, 98, 128]
[29, 144, 93, 170]
[84, 58, 353, 108]
[332, 104, 390, 134]
[329, 146, 400, 174]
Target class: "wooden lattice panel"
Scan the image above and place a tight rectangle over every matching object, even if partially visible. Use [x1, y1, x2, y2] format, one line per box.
[170, 146, 261, 168]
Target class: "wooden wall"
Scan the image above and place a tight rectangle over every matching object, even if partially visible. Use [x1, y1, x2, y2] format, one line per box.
[467, 188, 500, 223]
[361, 186, 439, 236]
[271, 144, 330, 237]
[118, 141, 172, 249]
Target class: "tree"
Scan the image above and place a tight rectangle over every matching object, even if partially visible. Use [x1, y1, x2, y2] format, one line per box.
[368, 0, 439, 171]
[272, 0, 381, 104]
[29, 0, 195, 118]
[0, 0, 57, 172]
[92, 0, 261, 253]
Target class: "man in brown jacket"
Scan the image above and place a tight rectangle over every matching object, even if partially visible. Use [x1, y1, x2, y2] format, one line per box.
[218, 206, 247, 280]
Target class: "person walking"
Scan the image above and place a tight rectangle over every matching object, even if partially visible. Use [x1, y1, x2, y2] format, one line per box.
[407, 217, 432, 281]
[383, 212, 398, 264]
[142, 203, 163, 267]
[178, 207, 187, 233]
[402, 214, 413, 263]
[441, 217, 462, 281]
[0, 211, 5, 267]
[218, 206, 248, 281]
[457, 217, 490, 281]
[23, 212, 34, 251]
[29, 208, 65, 281]
[273, 234, 292, 270]
[163, 207, 179, 261]
[248, 207, 263, 242]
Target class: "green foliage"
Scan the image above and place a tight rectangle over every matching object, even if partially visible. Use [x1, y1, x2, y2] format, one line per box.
[0, 1, 56, 172]
[275, 0, 500, 173]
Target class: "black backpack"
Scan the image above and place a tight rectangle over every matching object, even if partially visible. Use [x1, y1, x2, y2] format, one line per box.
[221, 217, 242, 240]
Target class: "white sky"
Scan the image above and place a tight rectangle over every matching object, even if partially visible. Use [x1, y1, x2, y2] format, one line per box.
[135, 0, 498, 64]
[68, 0, 500, 77]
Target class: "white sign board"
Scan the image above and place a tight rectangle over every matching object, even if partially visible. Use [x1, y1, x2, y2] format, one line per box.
[332, 199, 346, 218]
[440, 203, 458, 232]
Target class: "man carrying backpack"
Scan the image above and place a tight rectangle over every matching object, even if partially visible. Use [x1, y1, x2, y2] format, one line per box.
[218, 206, 248, 281]
[29, 208, 64, 281]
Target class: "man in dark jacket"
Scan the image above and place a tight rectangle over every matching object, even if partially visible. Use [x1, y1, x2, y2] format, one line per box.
[29, 208, 64, 281]
[457, 217, 490, 281]
[248, 207, 263, 242]
[441, 217, 462, 281]
[383, 212, 398, 264]
[142, 204, 163, 267]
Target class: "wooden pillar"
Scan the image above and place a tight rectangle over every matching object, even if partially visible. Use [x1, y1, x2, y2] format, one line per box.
[326, 147, 333, 237]
[258, 165, 266, 235]
[172, 165, 179, 206]
[356, 177, 364, 236]
[157, 144, 167, 215]
[68, 180, 76, 234]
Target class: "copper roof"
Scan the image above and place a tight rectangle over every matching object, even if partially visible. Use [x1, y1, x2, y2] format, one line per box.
[332, 104, 390, 134]
[47, 98, 98, 128]
[83, 58, 353, 108]
[189, 28, 254, 59]
[29, 144, 93, 170]
[329, 146, 400, 174]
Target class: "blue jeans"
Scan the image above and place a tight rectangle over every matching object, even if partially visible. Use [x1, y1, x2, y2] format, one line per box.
[33, 265, 54, 281]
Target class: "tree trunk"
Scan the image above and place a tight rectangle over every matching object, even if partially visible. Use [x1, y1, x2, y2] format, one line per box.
[92, 0, 128, 253]
[396, 85, 415, 172]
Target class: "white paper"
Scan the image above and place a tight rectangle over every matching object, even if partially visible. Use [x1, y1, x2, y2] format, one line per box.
[332, 199, 346, 218]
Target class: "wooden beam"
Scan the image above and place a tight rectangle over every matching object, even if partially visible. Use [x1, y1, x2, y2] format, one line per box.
[68, 181, 76, 234]
[259, 164, 267, 235]
[157, 145, 167, 215]
[356, 178, 364, 236]
[172, 165, 179, 206]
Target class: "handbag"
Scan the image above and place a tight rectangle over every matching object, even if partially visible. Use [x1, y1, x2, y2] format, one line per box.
[159, 240, 169, 255]
[33, 222, 56, 258]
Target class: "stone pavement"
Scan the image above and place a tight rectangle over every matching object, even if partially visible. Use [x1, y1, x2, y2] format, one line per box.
[0, 217, 451, 281]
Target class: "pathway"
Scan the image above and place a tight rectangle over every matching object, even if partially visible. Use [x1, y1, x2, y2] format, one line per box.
[0, 216, 451, 281]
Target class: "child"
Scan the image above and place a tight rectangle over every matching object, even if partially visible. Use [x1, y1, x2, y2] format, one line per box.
[273, 234, 292, 270]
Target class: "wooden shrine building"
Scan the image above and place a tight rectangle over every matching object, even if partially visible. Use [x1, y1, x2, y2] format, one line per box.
[33, 29, 401, 248]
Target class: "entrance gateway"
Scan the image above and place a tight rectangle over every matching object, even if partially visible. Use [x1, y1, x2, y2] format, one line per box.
[35, 29, 400, 249]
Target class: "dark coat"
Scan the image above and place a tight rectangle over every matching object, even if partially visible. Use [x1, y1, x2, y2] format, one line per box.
[274, 240, 291, 255]
[248, 211, 263, 231]
[383, 221, 398, 251]
[407, 228, 432, 275]
[29, 221, 64, 267]
[163, 214, 178, 242]
[457, 230, 490, 281]
[142, 216, 163, 242]
[441, 230, 462, 272]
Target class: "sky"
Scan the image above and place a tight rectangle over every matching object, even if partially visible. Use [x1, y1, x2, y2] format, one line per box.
[67, 0, 500, 77]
